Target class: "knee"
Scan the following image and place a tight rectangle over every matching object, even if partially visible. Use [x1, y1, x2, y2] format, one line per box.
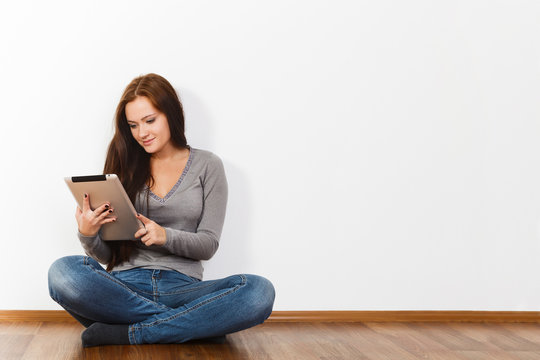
[48, 256, 86, 303]
[244, 275, 275, 322]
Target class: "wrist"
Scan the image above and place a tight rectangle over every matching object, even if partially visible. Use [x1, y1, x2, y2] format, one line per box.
[78, 228, 98, 237]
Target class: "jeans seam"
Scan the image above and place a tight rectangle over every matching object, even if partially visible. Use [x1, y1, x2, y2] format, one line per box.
[84, 257, 170, 311]
[152, 271, 159, 303]
[139, 274, 247, 329]
[157, 282, 217, 296]
[129, 325, 136, 344]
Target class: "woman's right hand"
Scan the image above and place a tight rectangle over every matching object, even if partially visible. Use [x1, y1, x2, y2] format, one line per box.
[75, 193, 117, 237]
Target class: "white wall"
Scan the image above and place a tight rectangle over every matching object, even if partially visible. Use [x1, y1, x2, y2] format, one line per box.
[1, 0, 539, 311]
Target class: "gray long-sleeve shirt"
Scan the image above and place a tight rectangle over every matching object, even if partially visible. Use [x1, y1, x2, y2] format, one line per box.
[78, 147, 228, 280]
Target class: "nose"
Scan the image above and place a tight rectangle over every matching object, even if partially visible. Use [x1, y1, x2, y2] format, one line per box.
[138, 124, 149, 139]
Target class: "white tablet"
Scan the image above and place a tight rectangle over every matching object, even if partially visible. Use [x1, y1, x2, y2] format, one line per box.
[64, 174, 143, 241]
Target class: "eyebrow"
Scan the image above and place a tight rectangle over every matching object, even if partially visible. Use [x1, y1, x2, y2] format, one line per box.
[127, 113, 157, 123]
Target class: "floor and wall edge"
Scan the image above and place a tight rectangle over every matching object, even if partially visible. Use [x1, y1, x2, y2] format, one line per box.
[1, 310, 539, 323]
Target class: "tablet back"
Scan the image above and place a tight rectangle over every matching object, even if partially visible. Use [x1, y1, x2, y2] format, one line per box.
[64, 174, 142, 241]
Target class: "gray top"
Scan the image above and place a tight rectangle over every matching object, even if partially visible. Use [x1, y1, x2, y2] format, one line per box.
[78, 147, 228, 280]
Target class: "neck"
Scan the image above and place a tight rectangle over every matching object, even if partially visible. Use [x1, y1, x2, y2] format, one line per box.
[151, 144, 188, 162]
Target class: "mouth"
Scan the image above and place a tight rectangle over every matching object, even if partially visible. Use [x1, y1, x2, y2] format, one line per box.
[142, 138, 155, 146]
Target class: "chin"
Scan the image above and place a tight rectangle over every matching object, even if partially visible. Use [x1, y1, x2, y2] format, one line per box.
[140, 145, 156, 153]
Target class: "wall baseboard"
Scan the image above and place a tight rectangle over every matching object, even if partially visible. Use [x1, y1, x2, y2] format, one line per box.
[266, 311, 540, 323]
[1, 310, 539, 323]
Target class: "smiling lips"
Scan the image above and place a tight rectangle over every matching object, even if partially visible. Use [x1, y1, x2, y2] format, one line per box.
[142, 138, 155, 146]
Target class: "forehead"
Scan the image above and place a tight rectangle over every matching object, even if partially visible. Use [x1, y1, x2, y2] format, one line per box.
[125, 96, 158, 121]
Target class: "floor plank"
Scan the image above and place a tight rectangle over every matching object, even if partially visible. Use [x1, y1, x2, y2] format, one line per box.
[1, 321, 540, 359]
[0, 335, 34, 360]
[413, 322, 494, 351]
[21, 322, 84, 360]
[0, 322, 41, 335]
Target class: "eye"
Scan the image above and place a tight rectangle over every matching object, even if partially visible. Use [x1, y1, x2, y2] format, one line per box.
[146, 118, 155, 124]
[128, 123, 137, 129]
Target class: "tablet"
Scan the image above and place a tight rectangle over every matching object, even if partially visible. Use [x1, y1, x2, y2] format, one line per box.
[64, 174, 143, 241]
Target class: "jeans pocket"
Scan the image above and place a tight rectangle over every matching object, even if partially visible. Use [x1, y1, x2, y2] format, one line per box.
[113, 268, 154, 296]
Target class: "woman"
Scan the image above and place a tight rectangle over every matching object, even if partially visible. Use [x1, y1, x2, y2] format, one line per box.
[48, 73, 275, 347]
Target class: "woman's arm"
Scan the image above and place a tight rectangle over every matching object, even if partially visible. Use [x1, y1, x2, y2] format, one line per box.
[75, 193, 114, 264]
[135, 154, 228, 260]
[78, 232, 112, 264]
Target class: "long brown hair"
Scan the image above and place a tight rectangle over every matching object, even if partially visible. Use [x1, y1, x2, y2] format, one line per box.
[103, 73, 188, 271]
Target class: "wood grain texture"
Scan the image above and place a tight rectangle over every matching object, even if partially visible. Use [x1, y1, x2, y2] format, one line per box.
[2, 321, 540, 359]
[2, 310, 540, 323]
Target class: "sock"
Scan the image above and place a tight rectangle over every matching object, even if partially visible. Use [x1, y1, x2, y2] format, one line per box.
[81, 322, 130, 347]
[203, 335, 227, 344]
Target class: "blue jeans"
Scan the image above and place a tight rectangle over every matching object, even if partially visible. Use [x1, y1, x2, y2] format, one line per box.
[48, 256, 275, 344]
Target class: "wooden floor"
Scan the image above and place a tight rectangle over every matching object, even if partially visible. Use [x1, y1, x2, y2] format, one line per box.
[2, 321, 540, 359]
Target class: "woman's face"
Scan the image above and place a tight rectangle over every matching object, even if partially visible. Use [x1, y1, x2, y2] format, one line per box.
[125, 96, 172, 155]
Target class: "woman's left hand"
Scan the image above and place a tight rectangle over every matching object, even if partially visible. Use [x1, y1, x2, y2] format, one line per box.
[135, 213, 167, 246]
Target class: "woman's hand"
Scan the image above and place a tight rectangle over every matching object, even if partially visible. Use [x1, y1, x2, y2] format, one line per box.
[135, 213, 167, 246]
[75, 193, 116, 237]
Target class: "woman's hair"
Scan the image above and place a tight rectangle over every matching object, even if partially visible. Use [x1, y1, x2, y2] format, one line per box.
[103, 73, 187, 271]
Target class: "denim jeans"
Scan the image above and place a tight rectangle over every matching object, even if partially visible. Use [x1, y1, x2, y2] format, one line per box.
[48, 256, 275, 344]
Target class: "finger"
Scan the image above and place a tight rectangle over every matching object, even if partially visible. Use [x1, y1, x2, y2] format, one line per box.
[93, 202, 111, 216]
[136, 213, 152, 225]
[97, 208, 114, 221]
[100, 217, 117, 225]
[82, 193, 91, 211]
[134, 227, 148, 238]
[142, 235, 153, 246]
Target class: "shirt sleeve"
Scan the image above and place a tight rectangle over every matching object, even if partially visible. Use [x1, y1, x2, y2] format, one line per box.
[161, 154, 228, 261]
[78, 231, 112, 264]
